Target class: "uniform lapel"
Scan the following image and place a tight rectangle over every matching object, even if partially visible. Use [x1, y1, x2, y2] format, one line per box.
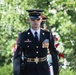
[40, 29, 46, 42]
[26, 29, 46, 43]
[26, 29, 35, 42]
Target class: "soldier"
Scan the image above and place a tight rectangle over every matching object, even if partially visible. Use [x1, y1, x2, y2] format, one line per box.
[40, 15, 59, 75]
[13, 9, 59, 75]
[40, 15, 47, 30]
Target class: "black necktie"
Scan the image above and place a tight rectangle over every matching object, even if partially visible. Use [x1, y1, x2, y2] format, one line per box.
[34, 32, 38, 42]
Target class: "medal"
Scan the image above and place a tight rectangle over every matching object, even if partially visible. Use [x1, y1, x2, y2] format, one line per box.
[42, 39, 49, 48]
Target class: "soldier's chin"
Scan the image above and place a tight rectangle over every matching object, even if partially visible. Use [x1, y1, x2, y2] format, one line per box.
[34, 24, 38, 26]
[34, 26, 38, 28]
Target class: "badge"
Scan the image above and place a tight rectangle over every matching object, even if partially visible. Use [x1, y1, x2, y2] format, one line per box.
[28, 32, 30, 35]
[24, 39, 32, 42]
[42, 32, 45, 35]
[34, 57, 39, 64]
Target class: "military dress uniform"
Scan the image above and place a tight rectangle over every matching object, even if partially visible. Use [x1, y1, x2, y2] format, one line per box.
[13, 9, 59, 75]
[13, 28, 59, 75]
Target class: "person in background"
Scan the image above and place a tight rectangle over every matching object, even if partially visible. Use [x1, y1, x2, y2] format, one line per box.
[40, 15, 47, 30]
[40, 15, 59, 75]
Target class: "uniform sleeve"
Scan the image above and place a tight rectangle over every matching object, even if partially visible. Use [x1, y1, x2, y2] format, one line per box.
[49, 32, 59, 75]
[13, 33, 22, 75]
[49, 32, 59, 54]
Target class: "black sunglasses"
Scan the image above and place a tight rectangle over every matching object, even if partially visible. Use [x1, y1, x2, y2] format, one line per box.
[30, 16, 40, 21]
[31, 18, 40, 21]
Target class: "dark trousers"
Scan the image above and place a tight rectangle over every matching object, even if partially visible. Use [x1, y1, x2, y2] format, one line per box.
[21, 61, 50, 75]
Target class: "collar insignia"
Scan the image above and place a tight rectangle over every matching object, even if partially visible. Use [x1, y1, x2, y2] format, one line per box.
[28, 32, 30, 35]
[42, 32, 45, 35]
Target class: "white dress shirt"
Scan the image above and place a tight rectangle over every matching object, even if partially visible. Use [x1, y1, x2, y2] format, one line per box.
[30, 28, 40, 41]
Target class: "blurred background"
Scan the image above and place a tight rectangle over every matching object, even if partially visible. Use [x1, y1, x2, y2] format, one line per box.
[0, 0, 76, 75]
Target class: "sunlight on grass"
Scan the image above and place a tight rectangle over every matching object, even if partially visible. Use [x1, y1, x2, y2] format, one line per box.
[60, 68, 76, 75]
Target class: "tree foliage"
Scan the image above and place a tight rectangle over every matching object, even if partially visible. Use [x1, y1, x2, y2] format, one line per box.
[0, 0, 76, 72]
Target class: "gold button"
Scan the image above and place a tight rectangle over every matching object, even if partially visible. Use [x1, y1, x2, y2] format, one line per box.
[36, 51, 38, 54]
[36, 46, 38, 48]
[27, 46, 29, 47]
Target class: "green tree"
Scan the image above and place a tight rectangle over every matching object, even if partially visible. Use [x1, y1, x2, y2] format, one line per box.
[0, 0, 76, 74]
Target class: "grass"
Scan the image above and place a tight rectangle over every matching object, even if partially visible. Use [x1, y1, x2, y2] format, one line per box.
[60, 68, 76, 75]
[0, 64, 76, 75]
